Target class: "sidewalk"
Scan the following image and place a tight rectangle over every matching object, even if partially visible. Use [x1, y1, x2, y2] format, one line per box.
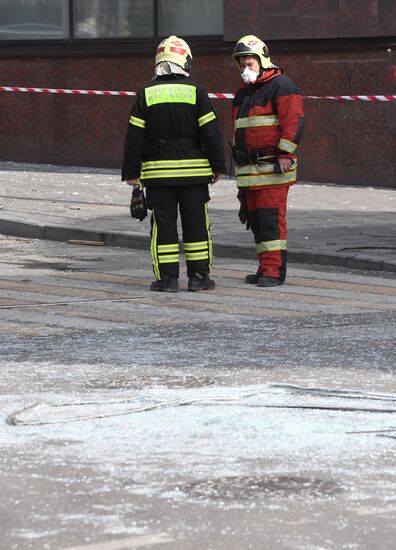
[0, 161, 395, 273]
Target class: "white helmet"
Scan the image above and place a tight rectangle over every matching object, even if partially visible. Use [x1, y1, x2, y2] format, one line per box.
[155, 36, 192, 72]
[232, 35, 275, 69]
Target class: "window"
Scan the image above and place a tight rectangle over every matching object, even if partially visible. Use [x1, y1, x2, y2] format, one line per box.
[73, 0, 153, 38]
[0, 0, 69, 39]
[0, 0, 223, 40]
[158, 0, 223, 36]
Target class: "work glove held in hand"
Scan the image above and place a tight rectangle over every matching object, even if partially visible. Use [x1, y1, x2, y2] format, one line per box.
[237, 189, 250, 230]
[130, 186, 147, 222]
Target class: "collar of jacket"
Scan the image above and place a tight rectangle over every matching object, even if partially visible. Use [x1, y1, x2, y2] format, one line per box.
[154, 74, 187, 81]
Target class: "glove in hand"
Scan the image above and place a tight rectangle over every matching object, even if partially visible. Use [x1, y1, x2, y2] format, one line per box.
[130, 187, 147, 222]
[237, 189, 250, 230]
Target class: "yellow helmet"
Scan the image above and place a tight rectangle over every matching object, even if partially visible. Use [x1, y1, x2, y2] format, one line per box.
[155, 35, 192, 72]
[232, 35, 274, 69]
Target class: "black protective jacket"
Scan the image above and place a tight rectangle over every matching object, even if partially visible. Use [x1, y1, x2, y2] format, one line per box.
[122, 75, 226, 187]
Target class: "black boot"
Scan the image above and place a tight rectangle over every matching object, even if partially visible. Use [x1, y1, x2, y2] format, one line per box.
[257, 276, 282, 288]
[188, 273, 215, 292]
[150, 276, 178, 293]
[245, 272, 261, 284]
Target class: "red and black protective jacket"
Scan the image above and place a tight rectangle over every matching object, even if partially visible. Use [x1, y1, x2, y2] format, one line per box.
[232, 69, 304, 189]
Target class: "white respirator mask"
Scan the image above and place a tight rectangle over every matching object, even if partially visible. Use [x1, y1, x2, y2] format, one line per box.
[241, 66, 258, 84]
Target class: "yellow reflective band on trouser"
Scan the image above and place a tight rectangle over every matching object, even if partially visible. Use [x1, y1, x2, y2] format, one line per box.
[278, 138, 297, 153]
[150, 210, 161, 280]
[157, 243, 179, 264]
[184, 241, 208, 250]
[158, 254, 180, 264]
[205, 204, 213, 272]
[145, 83, 196, 106]
[157, 243, 179, 253]
[256, 240, 287, 254]
[198, 111, 216, 127]
[184, 241, 210, 261]
[185, 251, 209, 261]
[234, 115, 279, 129]
[236, 162, 297, 187]
[129, 115, 146, 129]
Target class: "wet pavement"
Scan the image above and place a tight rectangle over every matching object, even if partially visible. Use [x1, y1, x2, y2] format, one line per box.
[0, 235, 395, 549]
[0, 162, 395, 548]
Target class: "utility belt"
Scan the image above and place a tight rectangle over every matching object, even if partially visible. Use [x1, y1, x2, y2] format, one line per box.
[144, 137, 202, 158]
[231, 146, 282, 173]
[233, 147, 277, 165]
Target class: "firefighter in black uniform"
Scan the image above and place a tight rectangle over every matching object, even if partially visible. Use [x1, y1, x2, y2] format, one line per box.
[122, 36, 226, 293]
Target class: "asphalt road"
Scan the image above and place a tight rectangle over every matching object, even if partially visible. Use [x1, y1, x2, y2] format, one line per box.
[1, 235, 395, 550]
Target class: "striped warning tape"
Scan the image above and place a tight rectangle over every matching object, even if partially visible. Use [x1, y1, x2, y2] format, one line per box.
[0, 86, 395, 101]
[303, 94, 396, 102]
[0, 86, 136, 96]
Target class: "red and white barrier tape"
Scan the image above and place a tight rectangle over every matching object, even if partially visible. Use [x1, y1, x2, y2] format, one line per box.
[0, 86, 136, 96]
[0, 86, 395, 101]
[303, 94, 396, 101]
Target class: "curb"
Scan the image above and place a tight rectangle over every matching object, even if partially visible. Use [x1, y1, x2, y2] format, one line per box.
[0, 217, 395, 273]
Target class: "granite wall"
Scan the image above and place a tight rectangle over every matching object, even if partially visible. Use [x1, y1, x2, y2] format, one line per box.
[1, 42, 394, 187]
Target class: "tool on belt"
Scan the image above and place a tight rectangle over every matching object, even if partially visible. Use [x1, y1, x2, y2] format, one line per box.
[255, 154, 282, 173]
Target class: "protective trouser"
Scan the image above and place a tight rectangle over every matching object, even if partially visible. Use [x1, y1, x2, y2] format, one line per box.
[146, 184, 212, 281]
[246, 186, 289, 282]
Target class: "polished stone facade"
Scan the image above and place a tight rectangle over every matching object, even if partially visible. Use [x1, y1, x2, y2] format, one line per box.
[0, 0, 395, 186]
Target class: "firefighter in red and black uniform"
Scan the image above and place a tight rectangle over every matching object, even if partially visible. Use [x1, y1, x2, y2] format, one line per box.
[232, 35, 304, 287]
[122, 36, 226, 293]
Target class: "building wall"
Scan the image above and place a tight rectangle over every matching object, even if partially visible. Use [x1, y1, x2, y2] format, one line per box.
[223, 0, 396, 41]
[0, 0, 395, 186]
[0, 42, 395, 187]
